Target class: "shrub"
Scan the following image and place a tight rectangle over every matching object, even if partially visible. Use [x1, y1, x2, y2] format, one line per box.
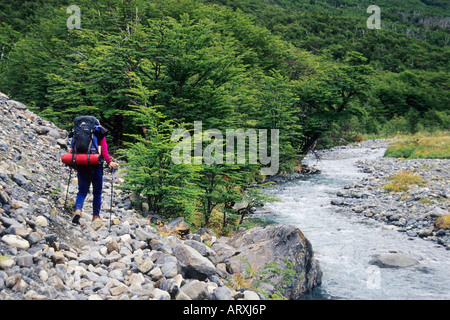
[383, 171, 425, 193]
[435, 214, 450, 230]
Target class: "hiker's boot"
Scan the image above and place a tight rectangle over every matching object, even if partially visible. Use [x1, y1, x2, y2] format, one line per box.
[91, 215, 104, 231]
[72, 209, 81, 225]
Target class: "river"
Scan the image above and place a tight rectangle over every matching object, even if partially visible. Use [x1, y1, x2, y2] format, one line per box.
[260, 144, 450, 300]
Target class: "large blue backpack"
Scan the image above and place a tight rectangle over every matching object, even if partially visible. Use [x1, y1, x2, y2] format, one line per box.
[70, 116, 100, 154]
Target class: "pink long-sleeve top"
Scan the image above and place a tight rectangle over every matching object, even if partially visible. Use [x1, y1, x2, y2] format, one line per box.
[99, 137, 112, 163]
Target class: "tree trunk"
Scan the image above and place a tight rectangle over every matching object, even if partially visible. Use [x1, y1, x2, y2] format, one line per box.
[112, 114, 124, 146]
[300, 133, 322, 156]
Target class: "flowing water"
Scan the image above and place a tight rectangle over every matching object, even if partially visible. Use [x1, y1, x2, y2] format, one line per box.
[261, 146, 450, 300]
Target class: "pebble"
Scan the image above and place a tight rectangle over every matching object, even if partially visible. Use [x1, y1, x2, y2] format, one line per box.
[34, 216, 48, 227]
[39, 270, 49, 282]
[243, 290, 261, 300]
[1, 235, 30, 250]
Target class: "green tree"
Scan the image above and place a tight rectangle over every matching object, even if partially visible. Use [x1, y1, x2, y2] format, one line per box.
[297, 52, 373, 154]
[121, 104, 202, 221]
[255, 70, 303, 173]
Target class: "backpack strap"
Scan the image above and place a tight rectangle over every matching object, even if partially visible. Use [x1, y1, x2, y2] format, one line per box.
[90, 131, 100, 154]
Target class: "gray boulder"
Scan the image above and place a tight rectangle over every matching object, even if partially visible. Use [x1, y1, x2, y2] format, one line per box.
[179, 280, 210, 300]
[222, 225, 322, 299]
[11, 173, 28, 186]
[184, 239, 219, 265]
[173, 243, 216, 280]
[211, 286, 233, 300]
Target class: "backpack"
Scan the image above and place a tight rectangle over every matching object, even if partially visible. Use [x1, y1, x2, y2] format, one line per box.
[71, 116, 100, 154]
[61, 116, 108, 167]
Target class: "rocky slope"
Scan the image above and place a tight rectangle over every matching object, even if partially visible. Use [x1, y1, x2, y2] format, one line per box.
[0, 92, 322, 300]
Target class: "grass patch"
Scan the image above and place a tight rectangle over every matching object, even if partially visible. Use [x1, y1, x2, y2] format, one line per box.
[383, 171, 426, 193]
[435, 214, 450, 230]
[382, 131, 450, 159]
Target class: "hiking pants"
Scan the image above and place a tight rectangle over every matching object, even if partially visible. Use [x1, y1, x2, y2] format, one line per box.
[74, 166, 103, 216]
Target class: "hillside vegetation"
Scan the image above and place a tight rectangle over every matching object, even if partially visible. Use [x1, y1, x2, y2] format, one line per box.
[0, 0, 448, 229]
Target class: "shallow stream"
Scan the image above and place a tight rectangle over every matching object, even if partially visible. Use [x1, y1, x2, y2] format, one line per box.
[261, 146, 450, 299]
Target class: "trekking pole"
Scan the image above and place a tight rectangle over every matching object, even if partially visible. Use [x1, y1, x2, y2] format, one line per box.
[109, 167, 115, 232]
[63, 167, 73, 215]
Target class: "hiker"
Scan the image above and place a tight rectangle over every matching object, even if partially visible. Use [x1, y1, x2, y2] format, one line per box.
[69, 117, 117, 224]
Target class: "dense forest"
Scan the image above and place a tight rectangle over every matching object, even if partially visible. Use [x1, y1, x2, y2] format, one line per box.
[0, 0, 448, 232]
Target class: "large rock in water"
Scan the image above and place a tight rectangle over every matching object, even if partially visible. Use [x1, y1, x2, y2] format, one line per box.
[369, 252, 418, 268]
[222, 225, 322, 299]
